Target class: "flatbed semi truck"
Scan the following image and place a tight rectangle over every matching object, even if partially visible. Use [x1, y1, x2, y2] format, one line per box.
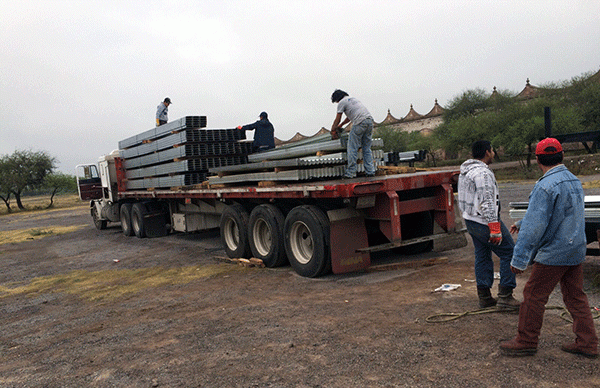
[77, 122, 466, 277]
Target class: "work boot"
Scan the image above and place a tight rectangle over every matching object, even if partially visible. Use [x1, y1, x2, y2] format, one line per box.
[477, 287, 497, 309]
[497, 285, 520, 312]
[500, 338, 537, 357]
[561, 343, 599, 359]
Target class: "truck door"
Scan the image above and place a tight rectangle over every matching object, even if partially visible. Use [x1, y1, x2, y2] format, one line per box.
[75, 164, 103, 200]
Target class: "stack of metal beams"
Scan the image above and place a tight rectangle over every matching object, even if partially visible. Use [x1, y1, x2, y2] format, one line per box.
[385, 150, 428, 166]
[118, 116, 253, 190]
[207, 135, 385, 185]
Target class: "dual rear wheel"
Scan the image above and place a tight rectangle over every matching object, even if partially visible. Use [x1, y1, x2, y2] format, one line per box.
[219, 203, 330, 277]
[120, 202, 168, 238]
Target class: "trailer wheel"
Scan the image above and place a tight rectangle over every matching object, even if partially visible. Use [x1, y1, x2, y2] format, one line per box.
[131, 202, 147, 238]
[91, 204, 107, 230]
[284, 205, 331, 278]
[220, 203, 251, 258]
[120, 203, 134, 236]
[248, 204, 287, 267]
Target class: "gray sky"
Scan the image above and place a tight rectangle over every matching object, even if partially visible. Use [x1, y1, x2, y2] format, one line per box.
[1, 0, 599, 173]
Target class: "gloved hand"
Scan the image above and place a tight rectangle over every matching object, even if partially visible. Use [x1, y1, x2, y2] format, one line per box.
[488, 222, 502, 245]
[156, 119, 160, 127]
[331, 126, 343, 140]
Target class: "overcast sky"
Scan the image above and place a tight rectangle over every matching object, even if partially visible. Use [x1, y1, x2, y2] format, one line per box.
[1, 0, 599, 173]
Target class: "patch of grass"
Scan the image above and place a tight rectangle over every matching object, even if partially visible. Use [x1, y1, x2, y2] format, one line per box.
[564, 154, 600, 176]
[494, 166, 542, 182]
[0, 264, 247, 302]
[494, 154, 600, 182]
[582, 180, 600, 189]
[0, 194, 86, 216]
[0, 225, 86, 245]
[29, 229, 54, 237]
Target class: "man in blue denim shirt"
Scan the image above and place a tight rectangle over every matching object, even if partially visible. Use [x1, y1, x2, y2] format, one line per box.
[500, 138, 598, 358]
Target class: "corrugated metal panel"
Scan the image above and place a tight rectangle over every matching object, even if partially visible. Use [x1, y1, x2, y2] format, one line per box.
[209, 150, 385, 174]
[247, 138, 384, 162]
[208, 161, 385, 185]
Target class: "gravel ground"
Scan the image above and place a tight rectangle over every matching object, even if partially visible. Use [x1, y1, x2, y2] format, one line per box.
[0, 176, 599, 388]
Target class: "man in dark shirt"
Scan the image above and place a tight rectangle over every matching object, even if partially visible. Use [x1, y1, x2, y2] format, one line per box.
[238, 112, 275, 152]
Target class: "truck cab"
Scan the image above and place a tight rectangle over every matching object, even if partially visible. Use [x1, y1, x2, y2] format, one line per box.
[76, 150, 121, 229]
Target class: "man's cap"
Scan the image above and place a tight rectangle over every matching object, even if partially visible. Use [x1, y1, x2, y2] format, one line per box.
[164, 97, 172, 104]
[259, 111, 268, 119]
[535, 138, 563, 155]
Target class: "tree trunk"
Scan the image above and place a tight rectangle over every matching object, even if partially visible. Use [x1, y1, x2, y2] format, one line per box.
[13, 190, 25, 210]
[0, 193, 11, 212]
[47, 188, 58, 208]
[526, 143, 532, 168]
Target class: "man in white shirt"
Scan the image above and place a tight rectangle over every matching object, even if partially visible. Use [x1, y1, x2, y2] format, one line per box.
[330, 90, 375, 178]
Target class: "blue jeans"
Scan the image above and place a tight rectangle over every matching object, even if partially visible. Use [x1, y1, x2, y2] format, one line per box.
[345, 117, 375, 178]
[465, 219, 516, 289]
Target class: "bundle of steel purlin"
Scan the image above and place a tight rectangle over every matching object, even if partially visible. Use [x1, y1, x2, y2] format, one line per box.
[207, 136, 385, 185]
[118, 116, 208, 149]
[119, 116, 253, 190]
[385, 150, 428, 166]
[509, 196, 600, 220]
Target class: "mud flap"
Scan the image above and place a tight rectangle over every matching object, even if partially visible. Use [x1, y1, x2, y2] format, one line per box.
[327, 208, 370, 274]
[144, 213, 168, 238]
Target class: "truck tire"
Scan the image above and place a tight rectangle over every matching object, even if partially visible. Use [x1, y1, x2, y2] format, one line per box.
[248, 204, 287, 267]
[91, 204, 107, 230]
[284, 205, 331, 278]
[220, 203, 251, 258]
[131, 202, 148, 238]
[120, 203, 134, 237]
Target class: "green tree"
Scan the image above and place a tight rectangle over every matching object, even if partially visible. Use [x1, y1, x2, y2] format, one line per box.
[1, 150, 57, 210]
[0, 155, 12, 211]
[578, 82, 600, 131]
[374, 125, 410, 152]
[43, 172, 77, 208]
[442, 88, 491, 122]
[405, 132, 440, 166]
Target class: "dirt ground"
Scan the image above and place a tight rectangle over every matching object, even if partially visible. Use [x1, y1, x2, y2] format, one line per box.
[1, 178, 600, 388]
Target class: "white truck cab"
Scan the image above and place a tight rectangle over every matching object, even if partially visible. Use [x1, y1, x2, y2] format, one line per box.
[75, 150, 121, 229]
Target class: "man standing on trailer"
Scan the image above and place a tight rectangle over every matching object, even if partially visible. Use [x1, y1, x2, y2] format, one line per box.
[500, 138, 598, 358]
[330, 89, 376, 178]
[458, 140, 520, 310]
[156, 97, 171, 126]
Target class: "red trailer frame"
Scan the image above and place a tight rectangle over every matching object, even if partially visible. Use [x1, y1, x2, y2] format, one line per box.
[114, 157, 461, 274]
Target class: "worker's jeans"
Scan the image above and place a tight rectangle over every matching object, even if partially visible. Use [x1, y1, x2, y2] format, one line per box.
[345, 117, 375, 178]
[464, 219, 516, 289]
[515, 263, 598, 350]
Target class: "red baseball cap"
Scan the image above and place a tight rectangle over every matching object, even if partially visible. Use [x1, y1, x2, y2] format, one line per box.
[535, 138, 563, 155]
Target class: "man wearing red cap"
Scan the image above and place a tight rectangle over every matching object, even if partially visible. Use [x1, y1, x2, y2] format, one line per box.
[500, 138, 598, 358]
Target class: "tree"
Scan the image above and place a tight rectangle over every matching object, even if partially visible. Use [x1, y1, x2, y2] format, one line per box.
[0, 155, 12, 211]
[1, 150, 56, 210]
[405, 131, 441, 166]
[374, 125, 410, 152]
[43, 172, 77, 208]
[578, 82, 600, 131]
[442, 88, 491, 122]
